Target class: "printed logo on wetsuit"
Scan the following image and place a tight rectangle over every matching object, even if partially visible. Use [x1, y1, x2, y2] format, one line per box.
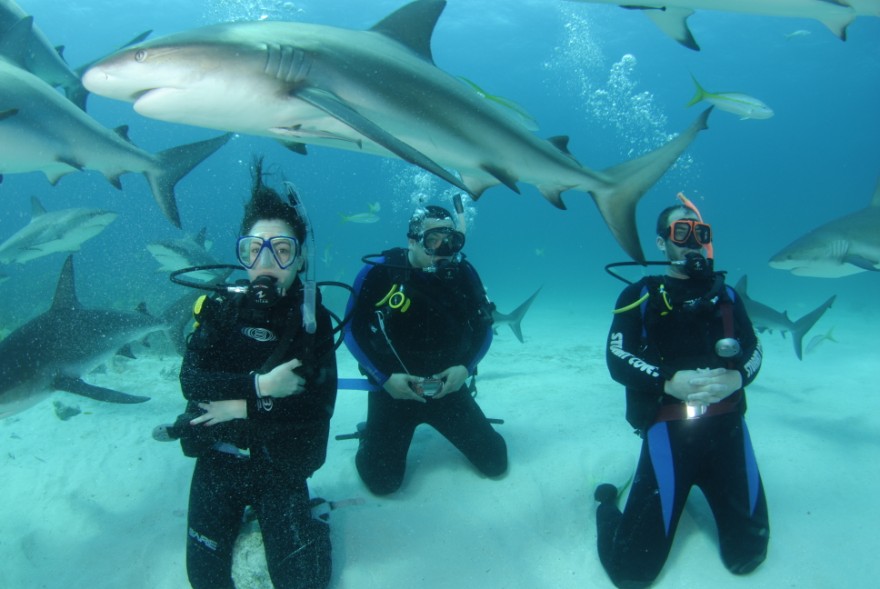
[241, 327, 278, 342]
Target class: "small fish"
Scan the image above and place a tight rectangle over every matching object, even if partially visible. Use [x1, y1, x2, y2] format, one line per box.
[687, 75, 773, 120]
[340, 202, 381, 224]
[784, 30, 812, 40]
[805, 326, 837, 355]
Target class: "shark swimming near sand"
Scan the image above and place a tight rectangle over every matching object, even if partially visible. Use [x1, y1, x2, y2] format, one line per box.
[0, 256, 166, 419]
[0, 47, 230, 228]
[82, 0, 710, 262]
[769, 177, 880, 277]
[0, 196, 117, 264]
[146, 227, 232, 284]
[567, 0, 879, 50]
[734, 275, 835, 360]
[492, 287, 542, 344]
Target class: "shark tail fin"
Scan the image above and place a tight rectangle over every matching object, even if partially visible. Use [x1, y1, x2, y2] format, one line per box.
[146, 134, 231, 228]
[591, 108, 712, 263]
[791, 295, 836, 360]
[495, 287, 542, 343]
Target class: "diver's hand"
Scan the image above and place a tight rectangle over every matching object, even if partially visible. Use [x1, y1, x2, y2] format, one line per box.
[687, 368, 742, 404]
[383, 373, 425, 403]
[664, 369, 709, 402]
[432, 365, 469, 399]
[191, 400, 247, 425]
[258, 359, 305, 398]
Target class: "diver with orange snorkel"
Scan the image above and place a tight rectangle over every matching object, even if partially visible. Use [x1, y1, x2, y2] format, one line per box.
[596, 194, 769, 587]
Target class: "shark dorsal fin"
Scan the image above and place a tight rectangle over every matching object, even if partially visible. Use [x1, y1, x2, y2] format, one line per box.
[369, 0, 445, 64]
[51, 256, 82, 312]
[871, 176, 880, 207]
[113, 125, 133, 143]
[547, 136, 572, 156]
[30, 195, 48, 218]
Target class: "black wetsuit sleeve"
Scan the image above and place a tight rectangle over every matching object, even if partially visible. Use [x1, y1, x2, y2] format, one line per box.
[180, 310, 256, 403]
[606, 283, 667, 395]
[731, 288, 762, 387]
[245, 305, 338, 425]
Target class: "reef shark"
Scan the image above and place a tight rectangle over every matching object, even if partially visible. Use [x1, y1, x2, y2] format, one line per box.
[0, 256, 165, 419]
[82, 0, 709, 262]
[769, 177, 880, 277]
[0, 1, 84, 106]
[146, 227, 232, 283]
[734, 275, 835, 360]
[0, 196, 117, 264]
[567, 0, 879, 50]
[0, 49, 230, 228]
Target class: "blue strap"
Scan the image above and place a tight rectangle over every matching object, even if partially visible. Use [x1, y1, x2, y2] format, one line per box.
[337, 378, 374, 391]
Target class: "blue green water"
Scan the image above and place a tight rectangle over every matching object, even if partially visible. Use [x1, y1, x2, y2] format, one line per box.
[2, 0, 877, 324]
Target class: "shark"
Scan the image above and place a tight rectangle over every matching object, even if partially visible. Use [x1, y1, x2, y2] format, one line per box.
[0, 47, 230, 228]
[769, 177, 880, 277]
[0, 195, 117, 264]
[146, 227, 233, 283]
[566, 0, 880, 50]
[0, 255, 166, 419]
[82, 0, 710, 262]
[734, 275, 835, 360]
[492, 287, 542, 343]
[0, 2, 84, 106]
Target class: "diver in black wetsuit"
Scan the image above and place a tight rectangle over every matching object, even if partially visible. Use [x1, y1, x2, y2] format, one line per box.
[343, 204, 507, 495]
[596, 196, 769, 588]
[173, 161, 337, 589]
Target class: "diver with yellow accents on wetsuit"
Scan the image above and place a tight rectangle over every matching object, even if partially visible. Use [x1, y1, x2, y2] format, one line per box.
[595, 193, 770, 588]
[342, 195, 507, 496]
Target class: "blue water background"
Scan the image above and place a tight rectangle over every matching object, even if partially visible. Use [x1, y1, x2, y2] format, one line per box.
[1, 0, 878, 329]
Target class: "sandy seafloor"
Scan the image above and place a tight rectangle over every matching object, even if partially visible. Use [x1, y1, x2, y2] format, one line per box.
[1, 291, 878, 589]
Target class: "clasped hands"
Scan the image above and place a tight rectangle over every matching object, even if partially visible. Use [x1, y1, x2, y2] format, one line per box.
[664, 367, 742, 406]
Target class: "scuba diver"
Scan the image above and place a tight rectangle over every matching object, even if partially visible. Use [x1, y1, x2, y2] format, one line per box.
[595, 194, 769, 588]
[343, 200, 507, 495]
[159, 159, 337, 589]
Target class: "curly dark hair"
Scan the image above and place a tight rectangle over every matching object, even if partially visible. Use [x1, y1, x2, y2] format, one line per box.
[239, 158, 307, 242]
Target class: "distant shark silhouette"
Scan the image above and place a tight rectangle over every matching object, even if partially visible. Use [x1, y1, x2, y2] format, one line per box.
[492, 287, 542, 343]
[769, 177, 880, 277]
[82, 0, 709, 262]
[566, 0, 879, 50]
[0, 256, 165, 418]
[0, 195, 117, 264]
[734, 275, 835, 361]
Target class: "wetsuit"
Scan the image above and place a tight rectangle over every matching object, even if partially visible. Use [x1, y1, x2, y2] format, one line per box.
[344, 248, 507, 495]
[598, 273, 769, 588]
[178, 282, 337, 589]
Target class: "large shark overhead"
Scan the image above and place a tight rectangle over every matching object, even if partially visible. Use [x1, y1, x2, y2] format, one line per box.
[769, 177, 880, 277]
[82, 0, 709, 262]
[567, 0, 880, 50]
[0, 256, 165, 419]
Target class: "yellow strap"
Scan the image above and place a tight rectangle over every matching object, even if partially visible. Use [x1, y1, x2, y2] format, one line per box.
[375, 284, 399, 308]
[612, 292, 649, 314]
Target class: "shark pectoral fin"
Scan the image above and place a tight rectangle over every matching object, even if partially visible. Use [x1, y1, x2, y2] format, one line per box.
[294, 87, 472, 195]
[817, 12, 856, 41]
[641, 6, 699, 51]
[278, 139, 309, 155]
[53, 375, 151, 404]
[0, 108, 19, 121]
[843, 254, 880, 271]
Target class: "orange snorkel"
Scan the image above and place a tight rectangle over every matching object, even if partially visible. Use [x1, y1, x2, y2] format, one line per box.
[676, 192, 713, 260]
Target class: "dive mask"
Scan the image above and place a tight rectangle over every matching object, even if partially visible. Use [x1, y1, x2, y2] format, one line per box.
[237, 235, 300, 269]
[668, 219, 711, 249]
[419, 227, 465, 256]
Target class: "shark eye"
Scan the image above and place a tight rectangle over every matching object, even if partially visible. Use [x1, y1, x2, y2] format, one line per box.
[135, 49, 147, 62]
